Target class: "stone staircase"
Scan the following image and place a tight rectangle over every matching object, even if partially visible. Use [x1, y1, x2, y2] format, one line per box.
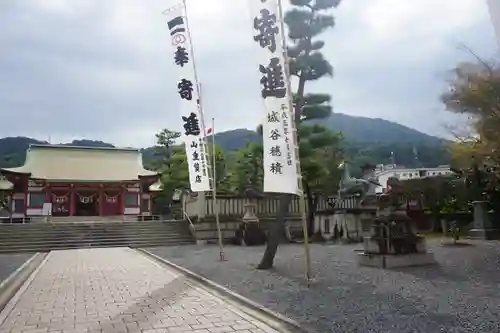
[0, 220, 194, 253]
[31, 215, 155, 223]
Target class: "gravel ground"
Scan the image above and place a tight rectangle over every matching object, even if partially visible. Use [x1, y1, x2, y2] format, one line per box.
[0, 253, 35, 284]
[147, 240, 500, 333]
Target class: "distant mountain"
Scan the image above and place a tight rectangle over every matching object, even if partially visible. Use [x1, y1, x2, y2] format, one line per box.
[213, 113, 446, 148]
[318, 113, 446, 144]
[0, 138, 115, 168]
[64, 139, 114, 148]
[0, 137, 47, 168]
[0, 113, 450, 169]
[212, 113, 450, 169]
[212, 129, 259, 151]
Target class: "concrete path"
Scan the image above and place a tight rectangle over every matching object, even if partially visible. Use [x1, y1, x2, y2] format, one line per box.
[0, 248, 278, 333]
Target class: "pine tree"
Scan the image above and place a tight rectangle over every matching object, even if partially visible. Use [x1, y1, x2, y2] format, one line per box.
[258, 0, 340, 269]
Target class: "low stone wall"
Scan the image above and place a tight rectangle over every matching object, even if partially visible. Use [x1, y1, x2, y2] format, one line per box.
[183, 194, 359, 219]
[193, 216, 303, 243]
[194, 221, 241, 243]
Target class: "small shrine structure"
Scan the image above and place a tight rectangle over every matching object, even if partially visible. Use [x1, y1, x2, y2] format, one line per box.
[0, 144, 159, 220]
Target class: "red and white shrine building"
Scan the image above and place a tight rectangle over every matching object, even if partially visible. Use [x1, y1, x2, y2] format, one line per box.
[0, 144, 160, 220]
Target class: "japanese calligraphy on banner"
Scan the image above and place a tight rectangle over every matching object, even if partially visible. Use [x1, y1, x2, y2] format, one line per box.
[249, 0, 299, 194]
[165, 4, 210, 192]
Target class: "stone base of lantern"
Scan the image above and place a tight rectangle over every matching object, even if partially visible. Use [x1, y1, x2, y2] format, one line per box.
[357, 252, 437, 269]
[233, 201, 266, 246]
[357, 236, 437, 269]
[468, 201, 500, 240]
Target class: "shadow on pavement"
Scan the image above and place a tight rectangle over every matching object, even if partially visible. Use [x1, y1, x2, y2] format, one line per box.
[87, 275, 192, 333]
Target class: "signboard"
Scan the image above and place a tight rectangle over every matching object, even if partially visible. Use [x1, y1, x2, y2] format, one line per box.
[248, 0, 300, 194]
[42, 203, 52, 216]
[165, 4, 211, 192]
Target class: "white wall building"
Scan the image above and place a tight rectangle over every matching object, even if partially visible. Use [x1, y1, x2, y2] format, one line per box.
[373, 164, 453, 194]
[487, 0, 500, 47]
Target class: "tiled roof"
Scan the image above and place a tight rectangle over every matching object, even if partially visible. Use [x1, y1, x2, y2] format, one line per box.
[1, 144, 158, 182]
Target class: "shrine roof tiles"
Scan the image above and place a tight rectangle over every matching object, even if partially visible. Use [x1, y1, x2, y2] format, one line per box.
[0, 144, 158, 182]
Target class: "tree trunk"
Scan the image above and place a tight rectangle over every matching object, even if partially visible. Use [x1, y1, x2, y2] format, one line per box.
[257, 194, 293, 269]
[257, 49, 309, 269]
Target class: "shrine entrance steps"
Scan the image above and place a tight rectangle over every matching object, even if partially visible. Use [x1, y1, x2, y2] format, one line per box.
[31, 215, 152, 223]
[0, 220, 194, 253]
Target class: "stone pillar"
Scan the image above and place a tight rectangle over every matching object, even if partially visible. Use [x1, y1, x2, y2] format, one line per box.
[469, 200, 500, 240]
[197, 191, 206, 219]
[353, 213, 362, 240]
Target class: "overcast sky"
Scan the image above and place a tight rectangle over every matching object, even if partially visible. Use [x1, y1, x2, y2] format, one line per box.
[0, 0, 497, 148]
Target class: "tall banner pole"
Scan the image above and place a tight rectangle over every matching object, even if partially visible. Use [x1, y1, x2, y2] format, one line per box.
[276, 0, 312, 285]
[210, 117, 225, 261]
[247, 0, 311, 284]
[198, 81, 225, 261]
[181, 0, 208, 134]
[163, 3, 211, 191]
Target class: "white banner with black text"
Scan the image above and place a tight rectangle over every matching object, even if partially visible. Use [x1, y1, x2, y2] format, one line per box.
[165, 4, 210, 192]
[249, 0, 299, 194]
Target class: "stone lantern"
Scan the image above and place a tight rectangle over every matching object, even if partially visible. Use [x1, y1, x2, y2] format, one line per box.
[242, 187, 260, 224]
[234, 187, 266, 246]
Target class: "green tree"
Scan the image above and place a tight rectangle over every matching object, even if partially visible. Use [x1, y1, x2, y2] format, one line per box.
[258, 0, 340, 269]
[229, 142, 264, 195]
[160, 147, 190, 197]
[441, 59, 500, 174]
[206, 142, 232, 194]
[401, 175, 472, 230]
[151, 129, 186, 210]
[300, 124, 343, 235]
[154, 129, 231, 205]
[229, 124, 342, 236]
[150, 129, 182, 171]
[0, 190, 9, 210]
[440, 57, 500, 218]
[401, 177, 451, 225]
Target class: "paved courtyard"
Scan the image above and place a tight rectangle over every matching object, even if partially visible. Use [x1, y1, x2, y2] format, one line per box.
[0, 248, 281, 333]
[148, 240, 500, 333]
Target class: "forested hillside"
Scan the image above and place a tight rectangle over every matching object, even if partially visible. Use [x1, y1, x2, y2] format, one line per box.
[0, 112, 450, 170]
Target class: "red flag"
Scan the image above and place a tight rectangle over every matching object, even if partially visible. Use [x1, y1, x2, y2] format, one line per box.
[205, 127, 213, 135]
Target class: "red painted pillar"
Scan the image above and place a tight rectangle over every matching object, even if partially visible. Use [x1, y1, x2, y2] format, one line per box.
[120, 186, 125, 215]
[23, 180, 28, 216]
[69, 185, 75, 216]
[99, 187, 104, 216]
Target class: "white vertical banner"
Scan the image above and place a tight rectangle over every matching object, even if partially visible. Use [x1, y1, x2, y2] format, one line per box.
[164, 4, 210, 192]
[249, 0, 299, 194]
